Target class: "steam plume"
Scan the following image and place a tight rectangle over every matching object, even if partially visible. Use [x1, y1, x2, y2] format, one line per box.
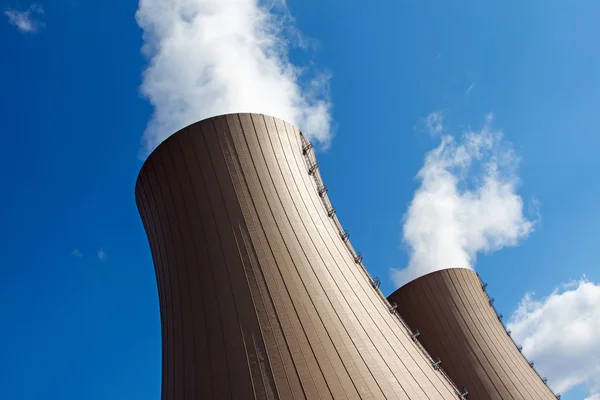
[391, 112, 535, 286]
[136, 0, 332, 153]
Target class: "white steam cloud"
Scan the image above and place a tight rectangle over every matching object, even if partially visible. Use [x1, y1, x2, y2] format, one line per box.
[391, 112, 534, 286]
[135, 0, 332, 153]
[508, 278, 600, 398]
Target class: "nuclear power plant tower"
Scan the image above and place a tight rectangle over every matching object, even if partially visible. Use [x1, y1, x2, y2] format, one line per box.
[388, 269, 557, 400]
[136, 113, 558, 399]
[135, 113, 461, 399]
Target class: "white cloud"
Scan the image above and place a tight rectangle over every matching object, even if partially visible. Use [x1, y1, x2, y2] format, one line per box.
[97, 248, 106, 261]
[70, 249, 83, 258]
[4, 4, 44, 33]
[391, 112, 534, 286]
[508, 278, 600, 399]
[423, 111, 444, 136]
[136, 0, 332, 153]
[466, 82, 476, 96]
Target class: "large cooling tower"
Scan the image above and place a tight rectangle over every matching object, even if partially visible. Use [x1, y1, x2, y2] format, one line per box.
[388, 268, 557, 400]
[135, 113, 461, 399]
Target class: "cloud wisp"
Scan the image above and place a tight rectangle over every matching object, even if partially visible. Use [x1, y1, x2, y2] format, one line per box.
[423, 111, 444, 136]
[466, 82, 476, 96]
[70, 249, 83, 258]
[508, 278, 600, 399]
[136, 0, 332, 154]
[97, 248, 106, 261]
[391, 112, 534, 286]
[4, 4, 44, 33]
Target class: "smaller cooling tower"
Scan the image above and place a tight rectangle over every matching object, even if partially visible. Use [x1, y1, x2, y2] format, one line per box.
[388, 268, 557, 400]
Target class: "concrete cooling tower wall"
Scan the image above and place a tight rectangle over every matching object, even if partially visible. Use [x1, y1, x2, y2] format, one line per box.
[388, 268, 557, 400]
[135, 113, 461, 399]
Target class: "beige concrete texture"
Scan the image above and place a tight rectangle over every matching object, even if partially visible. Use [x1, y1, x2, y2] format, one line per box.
[388, 268, 556, 400]
[135, 113, 460, 399]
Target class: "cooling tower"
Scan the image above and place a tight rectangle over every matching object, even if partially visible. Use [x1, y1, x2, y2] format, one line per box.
[388, 268, 557, 400]
[135, 113, 461, 399]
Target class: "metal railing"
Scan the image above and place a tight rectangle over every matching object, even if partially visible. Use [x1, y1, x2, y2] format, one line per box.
[299, 133, 465, 398]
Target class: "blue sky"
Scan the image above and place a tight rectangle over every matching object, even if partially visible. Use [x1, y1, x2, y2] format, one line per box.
[1, 1, 599, 399]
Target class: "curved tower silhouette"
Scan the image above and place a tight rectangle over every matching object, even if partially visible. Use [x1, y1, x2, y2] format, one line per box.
[135, 113, 460, 399]
[388, 268, 557, 400]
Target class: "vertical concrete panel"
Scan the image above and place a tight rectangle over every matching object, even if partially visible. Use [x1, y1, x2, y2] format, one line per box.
[136, 176, 170, 399]
[432, 272, 510, 399]
[136, 113, 461, 399]
[176, 132, 234, 398]
[445, 269, 524, 398]
[459, 270, 553, 399]
[142, 160, 184, 400]
[388, 268, 557, 400]
[234, 115, 334, 398]
[255, 115, 384, 399]
[240, 113, 366, 399]
[400, 276, 486, 400]
[266, 116, 420, 399]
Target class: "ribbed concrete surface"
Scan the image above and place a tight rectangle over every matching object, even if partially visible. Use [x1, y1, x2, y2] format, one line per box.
[135, 113, 460, 399]
[388, 268, 556, 400]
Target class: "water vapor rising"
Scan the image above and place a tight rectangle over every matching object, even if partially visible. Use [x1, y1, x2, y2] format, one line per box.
[391, 112, 534, 287]
[136, 0, 332, 153]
